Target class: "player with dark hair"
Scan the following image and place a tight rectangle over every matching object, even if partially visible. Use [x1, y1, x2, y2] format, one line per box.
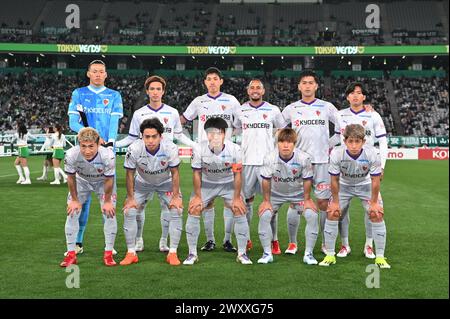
[281, 70, 339, 255]
[330, 82, 388, 259]
[184, 117, 250, 265]
[180, 67, 241, 253]
[116, 75, 193, 253]
[121, 118, 184, 266]
[232, 78, 286, 254]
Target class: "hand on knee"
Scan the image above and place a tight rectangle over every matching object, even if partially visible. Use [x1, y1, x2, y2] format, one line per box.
[326, 202, 341, 221]
[369, 202, 384, 222]
[369, 211, 383, 223]
[189, 206, 202, 217]
[327, 211, 340, 221]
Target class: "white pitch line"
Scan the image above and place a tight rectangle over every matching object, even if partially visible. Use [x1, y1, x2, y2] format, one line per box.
[0, 171, 42, 178]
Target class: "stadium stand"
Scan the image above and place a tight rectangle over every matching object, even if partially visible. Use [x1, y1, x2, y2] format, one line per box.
[0, 70, 144, 133]
[394, 77, 449, 136]
[0, 0, 448, 45]
[271, 3, 322, 46]
[212, 4, 266, 46]
[153, 3, 212, 45]
[3, 68, 446, 138]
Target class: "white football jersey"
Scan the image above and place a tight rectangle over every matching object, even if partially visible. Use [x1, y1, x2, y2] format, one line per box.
[233, 101, 286, 165]
[335, 108, 387, 146]
[64, 146, 115, 183]
[182, 92, 240, 143]
[128, 104, 183, 141]
[282, 98, 339, 164]
[191, 140, 242, 184]
[328, 145, 381, 186]
[124, 139, 180, 186]
[260, 149, 313, 198]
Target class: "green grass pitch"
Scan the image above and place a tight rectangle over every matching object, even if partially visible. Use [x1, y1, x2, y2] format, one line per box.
[0, 156, 448, 298]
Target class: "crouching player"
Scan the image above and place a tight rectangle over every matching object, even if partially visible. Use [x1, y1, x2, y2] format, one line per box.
[121, 118, 183, 266]
[184, 117, 249, 265]
[60, 127, 117, 267]
[258, 128, 319, 265]
[319, 124, 390, 268]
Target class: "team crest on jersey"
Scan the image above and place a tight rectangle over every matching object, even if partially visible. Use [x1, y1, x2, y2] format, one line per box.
[362, 120, 367, 126]
[316, 110, 321, 116]
[224, 162, 230, 167]
[263, 114, 268, 120]
[103, 99, 109, 106]
[200, 115, 206, 122]
[362, 166, 368, 171]
[161, 161, 166, 166]
[292, 169, 298, 175]
[97, 168, 103, 173]
[163, 117, 169, 124]
[221, 105, 227, 111]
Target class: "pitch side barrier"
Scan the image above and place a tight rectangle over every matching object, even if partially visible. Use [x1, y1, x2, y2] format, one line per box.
[0, 134, 448, 160]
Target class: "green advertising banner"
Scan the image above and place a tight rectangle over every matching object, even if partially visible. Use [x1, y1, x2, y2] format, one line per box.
[0, 43, 448, 56]
[1, 134, 448, 157]
[388, 136, 449, 147]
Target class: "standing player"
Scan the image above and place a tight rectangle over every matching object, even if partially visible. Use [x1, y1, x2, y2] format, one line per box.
[258, 128, 319, 264]
[60, 127, 117, 267]
[180, 67, 241, 252]
[319, 124, 390, 269]
[331, 82, 388, 259]
[233, 79, 286, 254]
[36, 126, 54, 181]
[67, 60, 123, 255]
[184, 117, 249, 265]
[281, 70, 339, 254]
[13, 122, 33, 185]
[120, 118, 184, 266]
[116, 75, 193, 253]
[49, 124, 68, 185]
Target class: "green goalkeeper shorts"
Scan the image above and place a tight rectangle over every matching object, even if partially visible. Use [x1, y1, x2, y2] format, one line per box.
[18, 146, 30, 158]
[52, 148, 65, 160]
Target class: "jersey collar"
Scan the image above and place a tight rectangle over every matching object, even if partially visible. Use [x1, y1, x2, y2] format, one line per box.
[207, 92, 223, 100]
[249, 101, 265, 109]
[209, 143, 225, 155]
[146, 144, 160, 156]
[346, 149, 363, 160]
[86, 152, 99, 163]
[350, 107, 365, 115]
[300, 98, 317, 105]
[147, 103, 165, 113]
[279, 152, 294, 163]
[87, 85, 107, 94]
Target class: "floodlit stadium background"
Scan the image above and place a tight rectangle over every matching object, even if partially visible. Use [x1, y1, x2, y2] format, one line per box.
[0, 0, 448, 299]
